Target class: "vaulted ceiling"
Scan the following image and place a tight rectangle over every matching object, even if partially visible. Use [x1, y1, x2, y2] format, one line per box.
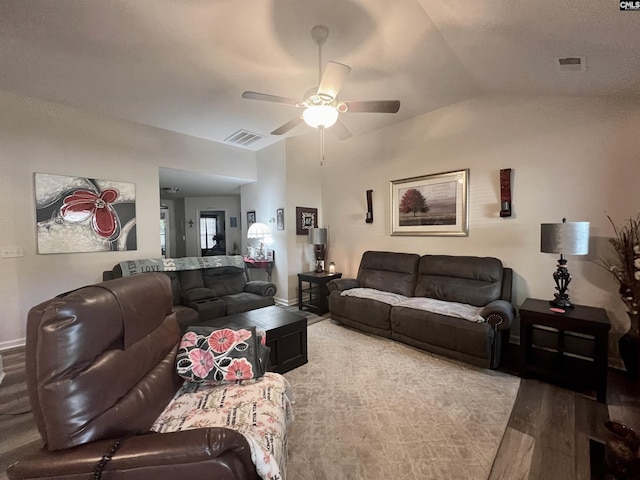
[2, 1, 639, 196]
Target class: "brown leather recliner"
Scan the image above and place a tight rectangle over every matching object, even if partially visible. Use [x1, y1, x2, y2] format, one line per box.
[7, 273, 259, 480]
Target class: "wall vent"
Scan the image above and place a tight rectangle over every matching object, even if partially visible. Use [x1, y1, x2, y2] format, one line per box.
[557, 56, 586, 72]
[224, 129, 265, 147]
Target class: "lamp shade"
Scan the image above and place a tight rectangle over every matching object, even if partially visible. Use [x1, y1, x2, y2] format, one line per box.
[308, 227, 327, 245]
[540, 221, 590, 255]
[247, 222, 271, 239]
[302, 105, 339, 129]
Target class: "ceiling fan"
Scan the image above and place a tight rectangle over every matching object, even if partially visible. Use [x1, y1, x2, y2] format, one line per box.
[241, 25, 401, 142]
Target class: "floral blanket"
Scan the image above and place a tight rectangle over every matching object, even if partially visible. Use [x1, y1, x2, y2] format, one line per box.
[151, 373, 294, 480]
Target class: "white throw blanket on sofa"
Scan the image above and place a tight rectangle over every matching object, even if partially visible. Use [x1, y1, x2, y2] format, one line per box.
[341, 288, 485, 323]
[395, 297, 485, 323]
[340, 287, 408, 305]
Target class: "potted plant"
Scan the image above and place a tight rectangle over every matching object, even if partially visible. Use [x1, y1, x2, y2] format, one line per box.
[600, 214, 640, 379]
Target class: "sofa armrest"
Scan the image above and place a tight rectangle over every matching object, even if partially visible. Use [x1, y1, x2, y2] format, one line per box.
[245, 280, 277, 297]
[480, 300, 515, 331]
[7, 429, 258, 480]
[327, 278, 360, 293]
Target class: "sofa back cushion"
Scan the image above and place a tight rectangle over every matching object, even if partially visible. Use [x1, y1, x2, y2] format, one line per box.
[202, 266, 247, 296]
[26, 273, 183, 450]
[357, 251, 420, 297]
[415, 255, 504, 307]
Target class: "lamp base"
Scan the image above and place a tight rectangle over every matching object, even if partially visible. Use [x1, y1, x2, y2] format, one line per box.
[314, 260, 324, 273]
[549, 297, 575, 309]
[550, 256, 574, 309]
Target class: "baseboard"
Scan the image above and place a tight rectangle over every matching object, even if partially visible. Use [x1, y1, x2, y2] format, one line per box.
[273, 297, 297, 307]
[0, 337, 26, 351]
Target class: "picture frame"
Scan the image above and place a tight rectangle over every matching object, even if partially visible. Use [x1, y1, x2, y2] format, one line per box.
[247, 210, 256, 226]
[276, 208, 284, 231]
[296, 206, 318, 235]
[390, 169, 469, 236]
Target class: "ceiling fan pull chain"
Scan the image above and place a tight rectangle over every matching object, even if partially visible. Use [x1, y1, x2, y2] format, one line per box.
[320, 127, 325, 166]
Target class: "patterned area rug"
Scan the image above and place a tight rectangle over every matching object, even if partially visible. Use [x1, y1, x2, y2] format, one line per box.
[284, 320, 520, 480]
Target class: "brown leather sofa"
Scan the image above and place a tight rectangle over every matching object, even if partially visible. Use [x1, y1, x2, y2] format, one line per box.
[328, 251, 515, 369]
[7, 273, 260, 480]
[104, 256, 276, 332]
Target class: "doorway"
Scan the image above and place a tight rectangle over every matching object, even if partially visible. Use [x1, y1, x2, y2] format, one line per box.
[199, 210, 226, 256]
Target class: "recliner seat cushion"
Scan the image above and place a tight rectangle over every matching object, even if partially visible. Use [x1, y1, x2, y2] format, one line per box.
[222, 292, 275, 315]
[391, 306, 494, 360]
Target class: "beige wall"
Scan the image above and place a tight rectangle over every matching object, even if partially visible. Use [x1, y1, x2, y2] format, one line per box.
[0, 91, 256, 348]
[320, 94, 640, 362]
[3, 89, 640, 366]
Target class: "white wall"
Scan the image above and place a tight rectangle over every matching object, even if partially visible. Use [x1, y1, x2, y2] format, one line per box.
[0, 91, 257, 347]
[285, 136, 324, 303]
[183, 196, 241, 257]
[321, 94, 640, 363]
[241, 142, 290, 303]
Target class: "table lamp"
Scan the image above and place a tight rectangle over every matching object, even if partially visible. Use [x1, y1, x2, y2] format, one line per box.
[247, 222, 272, 260]
[540, 218, 590, 308]
[308, 227, 327, 273]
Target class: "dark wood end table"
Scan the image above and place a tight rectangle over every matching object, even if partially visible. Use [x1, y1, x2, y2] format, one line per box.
[519, 298, 611, 402]
[297, 271, 342, 315]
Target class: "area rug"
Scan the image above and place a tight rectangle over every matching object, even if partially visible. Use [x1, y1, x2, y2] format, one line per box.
[283, 320, 520, 480]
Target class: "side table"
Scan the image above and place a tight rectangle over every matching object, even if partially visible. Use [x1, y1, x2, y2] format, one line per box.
[519, 298, 611, 403]
[298, 271, 342, 315]
[243, 256, 274, 281]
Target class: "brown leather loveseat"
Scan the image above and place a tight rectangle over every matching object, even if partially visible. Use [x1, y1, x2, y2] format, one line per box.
[7, 273, 261, 480]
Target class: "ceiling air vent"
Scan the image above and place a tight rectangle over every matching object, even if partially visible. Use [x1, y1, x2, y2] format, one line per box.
[224, 129, 265, 147]
[556, 56, 586, 72]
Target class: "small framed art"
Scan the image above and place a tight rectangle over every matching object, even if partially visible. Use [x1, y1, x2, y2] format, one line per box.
[295, 207, 317, 235]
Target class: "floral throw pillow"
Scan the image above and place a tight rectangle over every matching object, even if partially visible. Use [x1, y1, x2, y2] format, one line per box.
[176, 325, 270, 384]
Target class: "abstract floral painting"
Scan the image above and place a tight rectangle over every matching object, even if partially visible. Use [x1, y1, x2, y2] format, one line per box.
[35, 173, 137, 254]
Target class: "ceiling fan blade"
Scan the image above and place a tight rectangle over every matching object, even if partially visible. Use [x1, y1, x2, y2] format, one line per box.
[343, 100, 401, 114]
[317, 62, 351, 99]
[271, 116, 304, 135]
[242, 91, 300, 107]
[332, 118, 352, 141]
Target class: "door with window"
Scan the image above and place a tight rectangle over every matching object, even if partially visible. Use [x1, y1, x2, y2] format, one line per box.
[200, 210, 226, 256]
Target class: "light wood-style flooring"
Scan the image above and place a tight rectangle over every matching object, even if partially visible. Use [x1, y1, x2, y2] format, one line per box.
[2, 341, 640, 479]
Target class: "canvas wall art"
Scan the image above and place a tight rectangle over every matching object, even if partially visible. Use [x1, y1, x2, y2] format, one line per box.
[35, 173, 137, 254]
[390, 169, 469, 236]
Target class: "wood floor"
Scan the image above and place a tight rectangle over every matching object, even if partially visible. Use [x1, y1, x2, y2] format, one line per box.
[1, 341, 640, 479]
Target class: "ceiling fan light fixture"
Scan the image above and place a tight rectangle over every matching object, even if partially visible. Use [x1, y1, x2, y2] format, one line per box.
[303, 105, 338, 129]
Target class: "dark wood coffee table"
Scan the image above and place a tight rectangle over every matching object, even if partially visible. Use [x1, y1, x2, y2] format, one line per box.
[200, 306, 308, 374]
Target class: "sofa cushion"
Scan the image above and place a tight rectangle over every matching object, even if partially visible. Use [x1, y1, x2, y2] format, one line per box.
[391, 306, 494, 361]
[223, 292, 275, 315]
[329, 292, 394, 332]
[182, 287, 217, 303]
[415, 255, 504, 307]
[203, 266, 248, 296]
[178, 269, 204, 291]
[357, 251, 420, 296]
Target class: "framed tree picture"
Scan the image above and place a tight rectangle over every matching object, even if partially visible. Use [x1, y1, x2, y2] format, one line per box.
[296, 207, 317, 235]
[247, 210, 256, 226]
[390, 169, 469, 236]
